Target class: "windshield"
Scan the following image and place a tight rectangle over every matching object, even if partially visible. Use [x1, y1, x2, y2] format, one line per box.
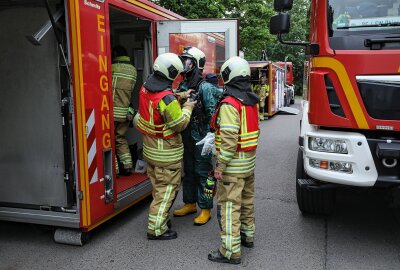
[330, 0, 400, 30]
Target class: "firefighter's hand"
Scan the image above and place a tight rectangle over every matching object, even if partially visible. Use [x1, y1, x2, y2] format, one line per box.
[184, 99, 197, 108]
[185, 89, 195, 98]
[126, 113, 134, 122]
[214, 169, 223, 181]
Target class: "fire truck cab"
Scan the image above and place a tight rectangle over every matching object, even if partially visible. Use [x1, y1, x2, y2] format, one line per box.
[271, 0, 400, 214]
[0, 0, 238, 245]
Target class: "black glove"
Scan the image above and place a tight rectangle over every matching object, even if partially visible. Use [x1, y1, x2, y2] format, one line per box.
[204, 172, 217, 199]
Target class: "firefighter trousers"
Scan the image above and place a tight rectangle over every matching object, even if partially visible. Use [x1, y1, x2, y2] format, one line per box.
[114, 121, 133, 169]
[182, 129, 213, 209]
[217, 173, 255, 260]
[147, 162, 181, 236]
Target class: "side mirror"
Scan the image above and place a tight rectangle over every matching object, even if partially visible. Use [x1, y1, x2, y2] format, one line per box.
[269, 13, 291, 35]
[274, 0, 293, 12]
[305, 43, 320, 56]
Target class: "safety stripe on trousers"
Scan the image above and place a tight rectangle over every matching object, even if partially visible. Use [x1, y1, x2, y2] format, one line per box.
[155, 184, 173, 236]
[240, 223, 255, 238]
[225, 201, 233, 259]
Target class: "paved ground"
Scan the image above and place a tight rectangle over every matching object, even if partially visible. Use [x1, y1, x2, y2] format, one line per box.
[2, 100, 400, 269]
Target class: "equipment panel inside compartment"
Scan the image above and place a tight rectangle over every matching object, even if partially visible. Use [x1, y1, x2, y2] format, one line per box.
[0, 1, 70, 208]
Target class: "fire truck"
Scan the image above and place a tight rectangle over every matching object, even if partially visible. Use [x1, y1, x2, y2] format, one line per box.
[275, 61, 295, 106]
[270, 0, 400, 214]
[249, 60, 297, 118]
[0, 0, 238, 245]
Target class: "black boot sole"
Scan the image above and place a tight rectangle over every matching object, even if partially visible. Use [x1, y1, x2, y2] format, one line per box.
[147, 234, 177, 240]
[241, 241, 254, 248]
[208, 254, 241, 265]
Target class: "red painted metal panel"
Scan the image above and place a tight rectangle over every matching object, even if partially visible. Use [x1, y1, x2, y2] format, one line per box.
[308, 71, 353, 128]
[309, 0, 400, 131]
[78, 1, 114, 226]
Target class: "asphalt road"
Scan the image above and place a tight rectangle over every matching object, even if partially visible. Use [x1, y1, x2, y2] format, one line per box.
[2, 100, 400, 270]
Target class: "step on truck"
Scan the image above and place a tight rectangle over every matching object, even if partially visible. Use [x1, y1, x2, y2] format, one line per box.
[270, 0, 400, 214]
[0, 0, 238, 245]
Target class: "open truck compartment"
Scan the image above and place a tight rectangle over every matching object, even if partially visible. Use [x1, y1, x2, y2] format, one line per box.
[0, 0, 239, 244]
[0, 1, 73, 210]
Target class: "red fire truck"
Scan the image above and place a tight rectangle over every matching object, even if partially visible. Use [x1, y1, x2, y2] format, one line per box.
[0, 0, 238, 245]
[276, 61, 295, 105]
[249, 61, 286, 118]
[270, 0, 400, 214]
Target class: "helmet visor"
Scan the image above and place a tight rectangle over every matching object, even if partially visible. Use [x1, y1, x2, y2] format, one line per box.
[183, 57, 195, 73]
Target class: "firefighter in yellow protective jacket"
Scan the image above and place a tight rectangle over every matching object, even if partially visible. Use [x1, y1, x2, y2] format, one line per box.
[136, 53, 195, 240]
[208, 56, 260, 265]
[252, 73, 269, 121]
[112, 46, 137, 175]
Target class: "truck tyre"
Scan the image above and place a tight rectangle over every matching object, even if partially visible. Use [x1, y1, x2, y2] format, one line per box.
[296, 149, 336, 215]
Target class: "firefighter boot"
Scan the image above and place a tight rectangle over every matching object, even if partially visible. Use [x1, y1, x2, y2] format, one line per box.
[208, 250, 241, 265]
[147, 229, 177, 240]
[241, 233, 254, 248]
[194, 209, 211, 225]
[173, 203, 197, 217]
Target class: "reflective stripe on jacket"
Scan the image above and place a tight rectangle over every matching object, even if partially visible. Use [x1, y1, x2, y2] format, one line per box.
[137, 86, 194, 166]
[211, 97, 259, 175]
[212, 96, 259, 152]
[137, 87, 178, 139]
[112, 56, 137, 120]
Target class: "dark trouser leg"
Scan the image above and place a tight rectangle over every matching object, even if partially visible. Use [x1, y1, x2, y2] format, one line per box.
[182, 129, 196, 204]
[195, 143, 213, 209]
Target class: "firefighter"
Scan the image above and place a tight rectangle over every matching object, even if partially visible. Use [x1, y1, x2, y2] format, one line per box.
[208, 56, 260, 264]
[252, 72, 268, 121]
[136, 53, 195, 240]
[173, 47, 221, 225]
[112, 46, 137, 176]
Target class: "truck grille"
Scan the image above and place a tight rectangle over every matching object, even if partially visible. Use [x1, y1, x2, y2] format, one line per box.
[357, 76, 400, 121]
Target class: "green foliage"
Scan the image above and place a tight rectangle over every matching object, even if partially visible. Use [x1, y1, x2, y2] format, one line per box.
[266, 0, 310, 94]
[151, 0, 224, 18]
[152, 0, 311, 94]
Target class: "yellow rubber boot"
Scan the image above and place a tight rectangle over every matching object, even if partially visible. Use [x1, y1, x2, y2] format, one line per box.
[194, 209, 211, 225]
[173, 203, 197, 217]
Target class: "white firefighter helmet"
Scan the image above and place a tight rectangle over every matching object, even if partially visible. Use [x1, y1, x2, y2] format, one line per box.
[153, 53, 184, 81]
[220, 56, 250, 84]
[181, 46, 206, 70]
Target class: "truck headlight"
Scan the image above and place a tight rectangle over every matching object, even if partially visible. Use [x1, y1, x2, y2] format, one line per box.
[309, 159, 353, 174]
[309, 137, 348, 154]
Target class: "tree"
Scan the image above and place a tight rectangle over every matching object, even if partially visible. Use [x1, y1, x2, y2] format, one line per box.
[151, 0, 224, 18]
[151, 0, 310, 94]
[266, 0, 310, 94]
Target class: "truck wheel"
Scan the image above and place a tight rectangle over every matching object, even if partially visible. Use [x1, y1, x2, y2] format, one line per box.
[296, 149, 336, 215]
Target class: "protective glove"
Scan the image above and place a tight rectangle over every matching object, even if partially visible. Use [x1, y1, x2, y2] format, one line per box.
[204, 172, 217, 199]
[127, 106, 136, 128]
[196, 132, 215, 156]
[183, 99, 197, 109]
